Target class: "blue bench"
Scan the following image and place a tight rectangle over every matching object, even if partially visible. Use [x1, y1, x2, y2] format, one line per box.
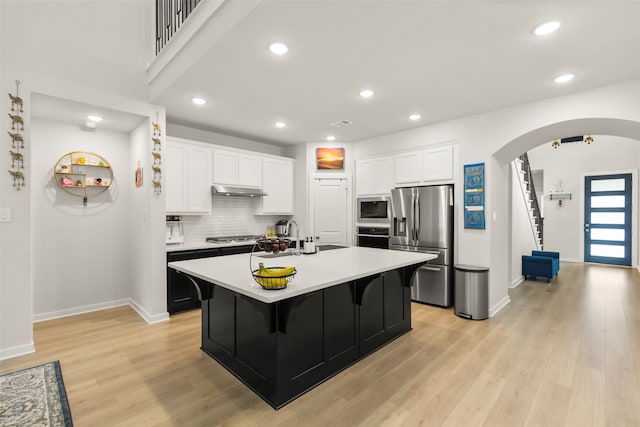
[522, 251, 560, 283]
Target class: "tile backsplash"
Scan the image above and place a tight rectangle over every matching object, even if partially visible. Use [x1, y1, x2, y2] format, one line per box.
[181, 196, 289, 243]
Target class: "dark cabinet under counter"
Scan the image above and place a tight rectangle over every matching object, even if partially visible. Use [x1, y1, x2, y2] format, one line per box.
[167, 245, 254, 314]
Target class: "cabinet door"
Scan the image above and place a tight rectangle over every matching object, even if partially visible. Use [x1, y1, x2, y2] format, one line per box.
[260, 158, 294, 214]
[355, 159, 374, 196]
[422, 145, 453, 182]
[238, 154, 262, 188]
[186, 145, 212, 213]
[394, 151, 421, 186]
[165, 141, 187, 213]
[213, 149, 238, 185]
[373, 157, 393, 194]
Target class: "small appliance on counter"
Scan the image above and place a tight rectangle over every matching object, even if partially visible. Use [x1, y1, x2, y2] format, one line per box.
[275, 219, 289, 237]
[166, 216, 184, 244]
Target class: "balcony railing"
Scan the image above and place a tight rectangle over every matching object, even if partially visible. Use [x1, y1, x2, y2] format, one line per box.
[156, 0, 203, 55]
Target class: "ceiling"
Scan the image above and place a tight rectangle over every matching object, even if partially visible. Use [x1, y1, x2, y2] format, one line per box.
[31, 94, 148, 133]
[154, 1, 640, 146]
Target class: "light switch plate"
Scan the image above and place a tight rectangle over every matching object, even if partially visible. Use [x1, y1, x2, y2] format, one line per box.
[0, 208, 11, 222]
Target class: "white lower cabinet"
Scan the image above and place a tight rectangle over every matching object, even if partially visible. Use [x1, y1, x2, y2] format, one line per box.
[166, 138, 212, 214]
[257, 157, 294, 215]
[356, 156, 393, 195]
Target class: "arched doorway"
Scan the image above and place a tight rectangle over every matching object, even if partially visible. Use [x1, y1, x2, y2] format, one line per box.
[492, 118, 640, 296]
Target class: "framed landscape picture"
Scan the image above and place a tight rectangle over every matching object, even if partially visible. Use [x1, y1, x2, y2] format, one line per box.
[316, 147, 344, 170]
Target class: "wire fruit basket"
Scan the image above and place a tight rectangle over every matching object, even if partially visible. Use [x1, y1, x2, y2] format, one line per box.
[249, 238, 297, 290]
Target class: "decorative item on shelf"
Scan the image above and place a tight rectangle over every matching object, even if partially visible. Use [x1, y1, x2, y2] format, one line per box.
[151, 113, 162, 196]
[53, 150, 113, 205]
[8, 80, 26, 190]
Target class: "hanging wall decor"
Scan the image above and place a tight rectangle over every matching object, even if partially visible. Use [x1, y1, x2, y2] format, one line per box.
[8, 80, 26, 189]
[53, 151, 113, 205]
[463, 162, 485, 229]
[151, 114, 162, 196]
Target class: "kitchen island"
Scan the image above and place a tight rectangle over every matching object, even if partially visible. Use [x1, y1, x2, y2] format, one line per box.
[169, 246, 435, 409]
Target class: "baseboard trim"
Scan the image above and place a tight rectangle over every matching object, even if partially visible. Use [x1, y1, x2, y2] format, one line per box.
[33, 299, 130, 323]
[128, 299, 170, 325]
[489, 295, 510, 318]
[510, 276, 525, 289]
[0, 341, 35, 361]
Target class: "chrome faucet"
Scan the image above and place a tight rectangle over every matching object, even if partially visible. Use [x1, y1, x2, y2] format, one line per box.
[286, 220, 301, 256]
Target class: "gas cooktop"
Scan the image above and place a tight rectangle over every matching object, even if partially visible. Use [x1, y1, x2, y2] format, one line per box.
[206, 235, 262, 244]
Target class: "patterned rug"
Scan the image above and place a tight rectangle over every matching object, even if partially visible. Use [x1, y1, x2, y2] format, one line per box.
[0, 360, 73, 426]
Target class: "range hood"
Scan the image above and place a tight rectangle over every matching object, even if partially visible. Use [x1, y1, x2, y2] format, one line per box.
[212, 185, 267, 197]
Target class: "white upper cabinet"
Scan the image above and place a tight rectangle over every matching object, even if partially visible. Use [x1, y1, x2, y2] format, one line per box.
[422, 145, 453, 182]
[393, 144, 455, 187]
[356, 156, 393, 195]
[213, 149, 262, 188]
[238, 154, 262, 187]
[257, 157, 294, 215]
[394, 150, 422, 186]
[166, 138, 212, 215]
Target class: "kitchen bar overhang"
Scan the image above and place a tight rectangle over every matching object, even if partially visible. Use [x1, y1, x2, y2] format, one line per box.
[169, 247, 435, 408]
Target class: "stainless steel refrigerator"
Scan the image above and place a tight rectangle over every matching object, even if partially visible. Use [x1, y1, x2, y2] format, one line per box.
[390, 185, 454, 306]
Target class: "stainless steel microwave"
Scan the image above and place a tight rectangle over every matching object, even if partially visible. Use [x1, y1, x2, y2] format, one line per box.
[357, 196, 391, 225]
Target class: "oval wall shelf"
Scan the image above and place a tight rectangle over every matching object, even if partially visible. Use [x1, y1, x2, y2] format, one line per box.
[53, 151, 114, 205]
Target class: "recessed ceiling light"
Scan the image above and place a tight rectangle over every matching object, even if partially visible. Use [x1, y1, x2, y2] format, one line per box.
[87, 115, 103, 122]
[85, 121, 96, 129]
[191, 97, 207, 105]
[269, 42, 289, 55]
[359, 89, 374, 98]
[554, 73, 575, 83]
[534, 21, 561, 36]
[326, 135, 336, 141]
[409, 114, 422, 121]
[274, 121, 286, 128]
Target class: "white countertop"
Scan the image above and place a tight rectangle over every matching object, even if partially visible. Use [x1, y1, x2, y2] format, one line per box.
[168, 246, 436, 303]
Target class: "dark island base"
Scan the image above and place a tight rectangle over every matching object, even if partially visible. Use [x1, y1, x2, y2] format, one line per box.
[198, 263, 422, 409]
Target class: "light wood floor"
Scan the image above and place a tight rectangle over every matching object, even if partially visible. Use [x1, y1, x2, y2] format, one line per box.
[2, 262, 639, 426]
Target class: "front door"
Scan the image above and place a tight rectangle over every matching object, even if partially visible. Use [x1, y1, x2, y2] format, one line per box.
[584, 173, 632, 266]
[313, 178, 348, 245]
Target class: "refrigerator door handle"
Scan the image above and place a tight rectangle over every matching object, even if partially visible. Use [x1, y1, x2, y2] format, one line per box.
[414, 189, 420, 243]
[449, 186, 454, 206]
[411, 190, 417, 243]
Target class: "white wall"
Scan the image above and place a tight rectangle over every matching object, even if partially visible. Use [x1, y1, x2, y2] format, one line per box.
[167, 123, 287, 157]
[352, 80, 640, 315]
[31, 119, 132, 319]
[510, 162, 539, 286]
[527, 135, 640, 263]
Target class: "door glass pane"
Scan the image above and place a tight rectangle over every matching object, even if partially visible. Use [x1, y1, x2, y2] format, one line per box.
[590, 244, 624, 258]
[591, 212, 625, 224]
[591, 178, 625, 192]
[590, 195, 625, 208]
[590, 228, 625, 241]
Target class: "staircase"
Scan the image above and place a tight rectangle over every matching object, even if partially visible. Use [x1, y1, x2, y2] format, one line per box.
[514, 153, 543, 249]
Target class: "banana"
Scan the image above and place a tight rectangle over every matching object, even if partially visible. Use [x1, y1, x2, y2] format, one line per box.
[256, 263, 296, 288]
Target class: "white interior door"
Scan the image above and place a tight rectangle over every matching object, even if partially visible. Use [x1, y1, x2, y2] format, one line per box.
[313, 178, 348, 245]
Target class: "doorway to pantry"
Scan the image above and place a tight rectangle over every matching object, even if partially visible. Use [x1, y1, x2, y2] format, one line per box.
[309, 175, 353, 246]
